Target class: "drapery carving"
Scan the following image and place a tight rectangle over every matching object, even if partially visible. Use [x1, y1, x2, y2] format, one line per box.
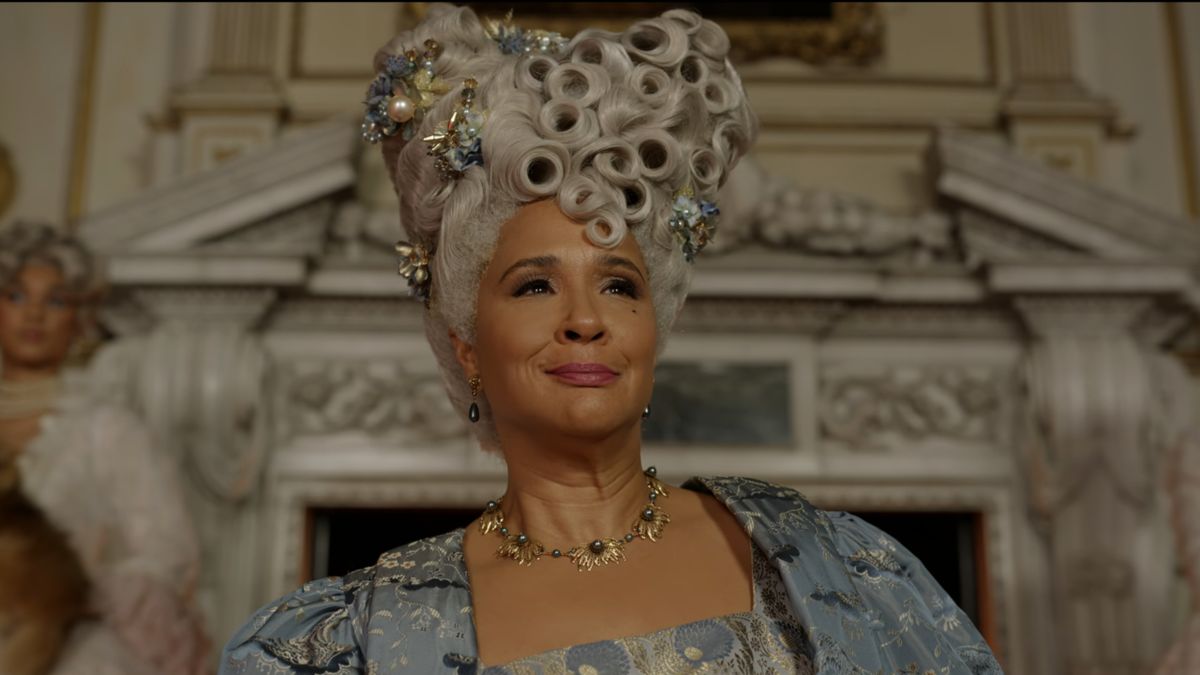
[1018, 298, 1175, 674]
[98, 289, 273, 503]
[1151, 355, 1200, 673]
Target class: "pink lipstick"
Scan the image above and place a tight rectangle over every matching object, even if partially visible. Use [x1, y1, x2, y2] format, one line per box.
[546, 362, 618, 386]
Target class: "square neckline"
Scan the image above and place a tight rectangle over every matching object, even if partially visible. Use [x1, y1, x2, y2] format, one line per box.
[454, 483, 762, 670]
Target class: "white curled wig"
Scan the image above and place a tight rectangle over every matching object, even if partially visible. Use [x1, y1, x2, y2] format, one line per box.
[0, 221, 104, 302]
[374, 4, 758, 453]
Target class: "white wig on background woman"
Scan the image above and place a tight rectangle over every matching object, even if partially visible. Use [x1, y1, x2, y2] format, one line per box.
[370, 4, 758, 452]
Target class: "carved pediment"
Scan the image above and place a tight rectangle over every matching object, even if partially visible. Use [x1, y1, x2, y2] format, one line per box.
[77, 119, 1199, 318]
[80, 117, 360, 256]
[930, 127, 1200, 263]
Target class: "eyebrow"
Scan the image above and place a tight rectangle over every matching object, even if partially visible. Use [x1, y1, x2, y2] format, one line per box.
[599, 255, 646, 283]
[498, 255, 558, 283]
[498, 254, 647, 284]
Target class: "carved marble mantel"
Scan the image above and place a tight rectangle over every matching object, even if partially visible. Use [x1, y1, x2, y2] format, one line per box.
[78, 119, 1200, 675]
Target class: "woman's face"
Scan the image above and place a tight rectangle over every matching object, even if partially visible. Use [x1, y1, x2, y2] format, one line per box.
[455, 199, 659, 443]
[0, 263, 80, 374]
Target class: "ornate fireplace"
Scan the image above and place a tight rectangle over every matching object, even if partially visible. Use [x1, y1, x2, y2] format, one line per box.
[79, 119, 1197, 674]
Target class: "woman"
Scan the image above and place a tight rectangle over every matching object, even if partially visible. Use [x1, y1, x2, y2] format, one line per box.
[0, 221, 209, 675]
[223, 5, 1002, 673]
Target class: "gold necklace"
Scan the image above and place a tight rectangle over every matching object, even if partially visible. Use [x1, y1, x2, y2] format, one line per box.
[480, 467, 671, 571]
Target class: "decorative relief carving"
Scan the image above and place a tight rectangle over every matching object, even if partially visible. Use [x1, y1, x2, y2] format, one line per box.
[276, 359, 466, 444]
[713, 160, 956, 264]
[819, 365, 1006, 450]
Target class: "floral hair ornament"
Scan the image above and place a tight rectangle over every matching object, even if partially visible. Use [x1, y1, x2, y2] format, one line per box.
[394, 240, 432, 304]
[423, 78, 485, 181]
[362, 39, 449, 144]
[485, 10, 569, 55]
[668, 186, 719, 263]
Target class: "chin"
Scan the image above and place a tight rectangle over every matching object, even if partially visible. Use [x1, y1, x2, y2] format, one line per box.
[3, 349, 67, 371]
[552, 400, 638, 439]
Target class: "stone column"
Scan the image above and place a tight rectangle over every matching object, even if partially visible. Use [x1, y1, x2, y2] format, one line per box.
[1016, 297, 1175, 674]
[156, 2, 287, 179]
[97, 287, 275, 658]
[1002, 3, 1122, 180]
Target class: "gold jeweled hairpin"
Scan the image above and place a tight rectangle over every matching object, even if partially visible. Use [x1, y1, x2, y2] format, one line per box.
[423, 78, 485, 181]
[394, 240, 432, 304]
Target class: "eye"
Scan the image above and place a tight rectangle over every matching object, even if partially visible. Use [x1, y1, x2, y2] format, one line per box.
[604, 277, 640, 299]
[48, 295, 69, 308]
[513, 278, 553, 297]
[2, 289, 24, 303]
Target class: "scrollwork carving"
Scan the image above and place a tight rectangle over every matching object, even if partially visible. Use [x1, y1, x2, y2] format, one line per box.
[819, 365, 1004, 449]
[712, 159, 955, 264]
[277, 359, 466, 444]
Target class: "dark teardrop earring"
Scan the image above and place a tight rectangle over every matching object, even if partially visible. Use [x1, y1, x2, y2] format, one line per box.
[642, 404, 651, 419]
[468, 374, 482, 424]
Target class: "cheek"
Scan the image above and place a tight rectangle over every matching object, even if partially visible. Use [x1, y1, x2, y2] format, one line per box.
[46, 310, 79, 345]
[474, 301, 555, 377]
[622, 305, 659, 360]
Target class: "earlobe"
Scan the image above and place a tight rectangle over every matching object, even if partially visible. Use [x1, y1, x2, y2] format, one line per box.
[448, 329, 477, 376]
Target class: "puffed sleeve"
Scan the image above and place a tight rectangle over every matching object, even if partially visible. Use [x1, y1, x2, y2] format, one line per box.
[826, 511, 1004, 674]
[221, 577, 365, 674]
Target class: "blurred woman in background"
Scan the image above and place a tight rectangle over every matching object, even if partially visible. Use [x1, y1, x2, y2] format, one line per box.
[0, 221, 209, 675]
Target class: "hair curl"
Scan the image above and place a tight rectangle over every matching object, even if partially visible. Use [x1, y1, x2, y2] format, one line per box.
[375, 4, 758, 452]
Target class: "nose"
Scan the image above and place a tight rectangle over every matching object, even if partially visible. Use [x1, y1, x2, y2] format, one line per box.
[556, 286, 607, 345]
[24, 299, 47, 322]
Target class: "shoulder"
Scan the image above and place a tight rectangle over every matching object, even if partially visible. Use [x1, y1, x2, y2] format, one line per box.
[689, 476, 1002, 673]
[221, 529, 470, 674]
[690, 474, 950, 599]
[220, 573, 370, 673]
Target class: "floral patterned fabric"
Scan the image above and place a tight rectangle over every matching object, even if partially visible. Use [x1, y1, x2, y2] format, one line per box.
[477, 542, 813, 673]
[221, 476, 1004, 674]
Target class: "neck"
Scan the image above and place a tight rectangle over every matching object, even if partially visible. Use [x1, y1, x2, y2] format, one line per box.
[0, 363, 61, 384]
[0, 366, 62, 421]
[496, 422, 651, 547]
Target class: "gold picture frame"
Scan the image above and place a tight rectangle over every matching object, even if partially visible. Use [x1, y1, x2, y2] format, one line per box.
[402, 2, 883, 65]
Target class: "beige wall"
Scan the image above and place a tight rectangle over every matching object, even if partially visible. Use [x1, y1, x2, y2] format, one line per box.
[82, 3, 175, 214]
[0, 3, 87, 225]
[1073, 2, 1197, 218]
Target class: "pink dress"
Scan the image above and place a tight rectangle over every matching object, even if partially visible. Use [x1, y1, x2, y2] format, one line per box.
[16, 388, 209, 675]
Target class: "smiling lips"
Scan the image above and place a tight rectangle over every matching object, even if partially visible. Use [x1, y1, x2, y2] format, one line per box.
[546, 362, 618, 386]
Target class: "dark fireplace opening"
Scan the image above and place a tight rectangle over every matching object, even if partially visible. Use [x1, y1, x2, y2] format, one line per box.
[307, 507, 985, 628]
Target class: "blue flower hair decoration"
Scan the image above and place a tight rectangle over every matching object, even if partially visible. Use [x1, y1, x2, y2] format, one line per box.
[485, 11, 569, 55]
[362, 39, 449, 144]
[668, 187, 720, 263]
